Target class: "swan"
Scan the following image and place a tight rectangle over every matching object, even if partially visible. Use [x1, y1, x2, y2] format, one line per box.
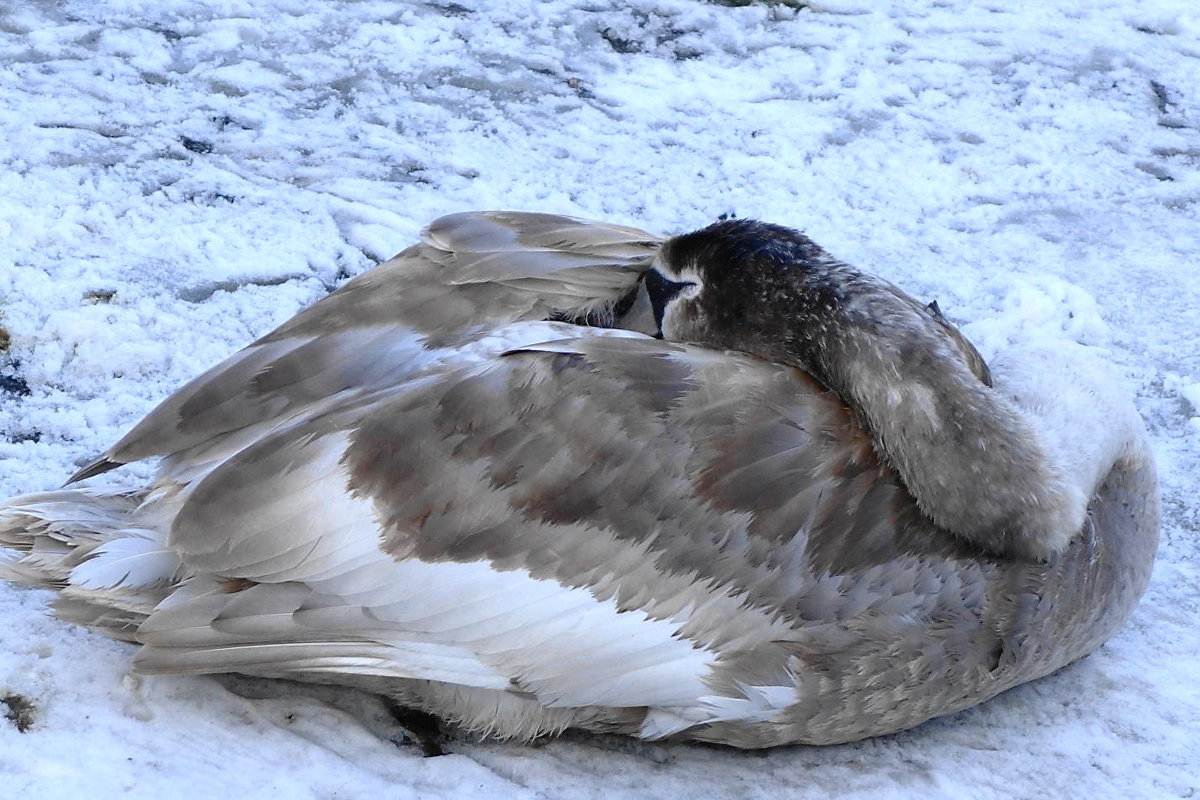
[0, 211, 1159, 749]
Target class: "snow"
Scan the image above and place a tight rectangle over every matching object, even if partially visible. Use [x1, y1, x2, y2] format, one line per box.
[1, 0, 1197, 797]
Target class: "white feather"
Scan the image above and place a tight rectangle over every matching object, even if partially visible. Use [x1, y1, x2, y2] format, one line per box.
[68, 533, 179, 590]
[145, 433, 723, 711]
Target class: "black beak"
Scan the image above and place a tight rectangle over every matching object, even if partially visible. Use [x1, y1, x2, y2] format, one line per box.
[644, 269, 696, 336]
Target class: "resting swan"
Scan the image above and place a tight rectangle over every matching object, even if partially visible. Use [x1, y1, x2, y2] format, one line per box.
[0, 212, 1159, 749]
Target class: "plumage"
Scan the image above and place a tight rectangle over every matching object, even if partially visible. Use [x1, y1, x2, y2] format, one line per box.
[0, 211, 1158, 749]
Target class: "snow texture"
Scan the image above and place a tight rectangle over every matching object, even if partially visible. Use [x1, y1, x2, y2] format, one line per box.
[1, 0, 1197, 797]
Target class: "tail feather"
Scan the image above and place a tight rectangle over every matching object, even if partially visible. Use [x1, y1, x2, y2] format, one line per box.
[50, 597, 150, 643]
[0, 489, 174, 639]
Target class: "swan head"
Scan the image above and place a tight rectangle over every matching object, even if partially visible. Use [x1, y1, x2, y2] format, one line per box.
[645, 219, 816, 355]
[644, 218, 1102, 562]
[646, 219, 989, 384]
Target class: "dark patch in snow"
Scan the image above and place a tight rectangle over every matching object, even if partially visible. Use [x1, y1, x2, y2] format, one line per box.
[565, 76, 594, 99]
[149, 26, 182, 42]
[180, 136, 214, 155]
[600, 28, 641, 54]
[1150, 80, 1173, 115]
[84, 289, 117, 304]
[432, 1, 474, 15]
[2, 693, 36, 733]
[212, 114, 255, 131]
[0, 373, 30, 397]
[382, 697, 447, 757]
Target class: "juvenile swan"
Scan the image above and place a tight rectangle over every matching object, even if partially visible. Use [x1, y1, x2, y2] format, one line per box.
[0, 213, 1158, 748]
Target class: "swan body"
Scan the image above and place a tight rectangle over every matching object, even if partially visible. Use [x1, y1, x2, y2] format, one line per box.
[0, 212, 1158, 748]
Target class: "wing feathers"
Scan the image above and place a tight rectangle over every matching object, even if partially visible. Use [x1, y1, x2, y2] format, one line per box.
[39, 329, 937, 729]
[80, 212, 661, 477]
[424, 211, 660, 284]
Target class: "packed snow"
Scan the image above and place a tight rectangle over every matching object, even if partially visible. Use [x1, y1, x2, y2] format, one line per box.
[1, 0, 1197, 797]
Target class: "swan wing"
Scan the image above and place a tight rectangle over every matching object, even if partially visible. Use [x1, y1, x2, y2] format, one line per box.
[132, 335, 923, 733]
[70, 212, 661, 481]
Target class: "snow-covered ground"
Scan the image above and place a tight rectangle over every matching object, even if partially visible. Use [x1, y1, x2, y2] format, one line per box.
[1, 0, 1197, 797]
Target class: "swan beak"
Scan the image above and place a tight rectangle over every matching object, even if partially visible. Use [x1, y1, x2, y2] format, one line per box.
[644, 269, 696, 337]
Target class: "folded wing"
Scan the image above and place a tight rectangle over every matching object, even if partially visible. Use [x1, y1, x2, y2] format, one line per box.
[70, 212, 662, 482]
[131, 334, 938, 737]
